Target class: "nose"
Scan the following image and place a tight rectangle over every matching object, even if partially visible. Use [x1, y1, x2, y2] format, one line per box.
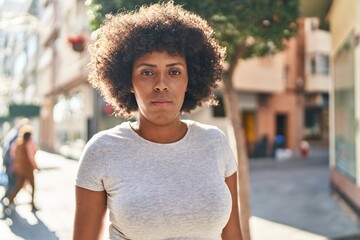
[154, 74, 168, 92]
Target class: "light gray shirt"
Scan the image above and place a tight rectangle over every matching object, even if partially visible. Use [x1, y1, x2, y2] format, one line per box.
[76, 120, 237, 240]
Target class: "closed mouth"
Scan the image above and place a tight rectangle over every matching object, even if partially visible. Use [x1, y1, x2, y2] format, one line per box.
[151, 100, 172, 106]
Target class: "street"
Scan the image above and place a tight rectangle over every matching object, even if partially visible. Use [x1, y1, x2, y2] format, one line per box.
[249, 146, 360, 240]
[0, 151, 77, 240]
[0, 147, 360, 240]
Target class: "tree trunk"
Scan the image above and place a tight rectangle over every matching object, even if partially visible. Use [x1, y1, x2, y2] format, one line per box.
[222, 43, 251, 240]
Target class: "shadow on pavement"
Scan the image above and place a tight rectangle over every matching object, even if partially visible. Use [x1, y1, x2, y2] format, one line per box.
[332, 236, 360, 240]
[249, 146, 360, 239]
[3, 207, 59, 240]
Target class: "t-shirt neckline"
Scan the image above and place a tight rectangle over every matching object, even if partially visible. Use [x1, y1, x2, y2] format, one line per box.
[125, 120, 193, 146]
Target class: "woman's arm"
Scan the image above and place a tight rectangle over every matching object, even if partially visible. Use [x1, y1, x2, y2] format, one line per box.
[25, 140, 38, 170]
[73, 186, 107, 240]
[222, 172, 243, 240]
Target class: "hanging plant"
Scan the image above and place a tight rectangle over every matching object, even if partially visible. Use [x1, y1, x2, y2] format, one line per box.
[67, 34, 86, 52]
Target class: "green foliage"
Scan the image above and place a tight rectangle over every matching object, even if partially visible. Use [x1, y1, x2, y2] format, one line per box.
[85, 0, 299, 62]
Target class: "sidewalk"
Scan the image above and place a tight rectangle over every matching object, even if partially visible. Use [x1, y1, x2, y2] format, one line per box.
[0, 151, 78, 240]
[249, 146, 360, 240]
[0, 148, 360, 239]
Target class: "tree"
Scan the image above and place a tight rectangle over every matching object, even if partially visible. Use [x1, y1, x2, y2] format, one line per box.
[85, 1, 299, 239]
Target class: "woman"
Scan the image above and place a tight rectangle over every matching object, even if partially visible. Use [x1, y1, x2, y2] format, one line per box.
[7, 124, 38, 210]
[74, 2, 243, 240]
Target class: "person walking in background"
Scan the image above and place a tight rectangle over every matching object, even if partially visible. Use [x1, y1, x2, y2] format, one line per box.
[6, 124, 38, 211]
[1, 118, 29, 205]
[73, 2, 243, 240]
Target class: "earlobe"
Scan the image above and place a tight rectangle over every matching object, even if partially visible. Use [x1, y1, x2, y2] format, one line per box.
[130, 87, 134, 93]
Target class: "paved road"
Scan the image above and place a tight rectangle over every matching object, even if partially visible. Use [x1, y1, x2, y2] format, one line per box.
[0, 147, 359, 239]
[249, 147, 360, 240]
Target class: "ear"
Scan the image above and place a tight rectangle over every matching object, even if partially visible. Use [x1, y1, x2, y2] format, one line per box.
[130, 86, 134, 93]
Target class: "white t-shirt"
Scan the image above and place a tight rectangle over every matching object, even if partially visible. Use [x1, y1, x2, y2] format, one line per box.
[76, 120, 237, 240]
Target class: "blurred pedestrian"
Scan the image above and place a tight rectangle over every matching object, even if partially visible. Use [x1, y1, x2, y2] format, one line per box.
[1, 118, 29, 204]
[6, 124, 38, 211]
[73, 2, 243, 240]
[299, 140, 310, 158]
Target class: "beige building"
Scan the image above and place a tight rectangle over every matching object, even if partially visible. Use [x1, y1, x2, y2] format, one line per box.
[327, 0, 360, 216]
[191, 18, 331, 158]
[37, 0, 92, 158]
[37, 0, 123, 158]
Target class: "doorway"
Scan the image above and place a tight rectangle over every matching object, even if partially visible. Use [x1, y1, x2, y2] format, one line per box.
[242, 111, 256, 156]
[275, 113, 287, 148]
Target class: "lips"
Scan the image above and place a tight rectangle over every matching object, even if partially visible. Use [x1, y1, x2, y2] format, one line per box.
[151, 99, 172, 107]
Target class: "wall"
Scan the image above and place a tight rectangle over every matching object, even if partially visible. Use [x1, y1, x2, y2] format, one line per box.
[328, 0, 360, 212]
[257, 93, 299, 150]
[37, 0, 92, 153]
[232, 53, 285, 93]
[329, 0, 356, 53]
[304, 19, 331, 93]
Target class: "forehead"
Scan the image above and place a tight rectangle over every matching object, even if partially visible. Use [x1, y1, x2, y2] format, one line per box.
[134, 51, 186, 65]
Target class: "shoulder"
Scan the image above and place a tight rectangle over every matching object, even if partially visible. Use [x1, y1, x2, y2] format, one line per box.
[81, 122, 132, 156]
[89, 121, 131, 144]
[186, 120, 228, 143]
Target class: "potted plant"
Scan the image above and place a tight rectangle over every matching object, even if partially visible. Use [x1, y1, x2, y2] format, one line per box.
[67, 34, 86, 52]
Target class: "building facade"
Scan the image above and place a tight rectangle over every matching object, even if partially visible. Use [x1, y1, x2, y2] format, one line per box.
[327, 0, 360, 215]
[37, 0, 89, 158]
[0, 0, 41, 139]
[36, 0, 122, 158]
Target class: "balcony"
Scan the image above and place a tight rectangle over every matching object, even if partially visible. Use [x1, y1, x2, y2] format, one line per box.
[305, 29, 331, 53]
[232, 53, 285, 93]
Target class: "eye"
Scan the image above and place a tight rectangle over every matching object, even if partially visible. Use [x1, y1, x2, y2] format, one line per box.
[169, 69, 181, 76]
[141, 70, 154, 76]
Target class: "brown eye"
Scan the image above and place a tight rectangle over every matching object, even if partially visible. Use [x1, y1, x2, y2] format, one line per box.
[169, 70, 181, 75]
[141, 70, 154, 76]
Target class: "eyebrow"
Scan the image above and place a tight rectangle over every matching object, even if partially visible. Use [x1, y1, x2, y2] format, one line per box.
[135, 62, 186, 69]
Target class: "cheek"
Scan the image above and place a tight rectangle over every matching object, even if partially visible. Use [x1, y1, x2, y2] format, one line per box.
[183, 81, 189, 94]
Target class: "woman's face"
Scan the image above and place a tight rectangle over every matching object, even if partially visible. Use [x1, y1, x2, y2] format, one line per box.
[131, 51, 188, 127]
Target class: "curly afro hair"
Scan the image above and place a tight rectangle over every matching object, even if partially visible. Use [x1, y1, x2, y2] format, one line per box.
[87, 1, 226, 117]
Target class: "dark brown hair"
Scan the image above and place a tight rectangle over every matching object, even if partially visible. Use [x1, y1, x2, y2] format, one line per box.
[23, 132, 32, 141]
[87, 1, 226, 117]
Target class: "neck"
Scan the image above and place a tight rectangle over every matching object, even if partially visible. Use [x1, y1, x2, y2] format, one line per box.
[131, 119, 187, 144]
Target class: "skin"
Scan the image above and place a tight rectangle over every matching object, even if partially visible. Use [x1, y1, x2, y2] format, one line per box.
[130, 51, 189, 143]
[73, 187, 107, 240]
[222, 172, 243, 240]
[73, 51, 243, 240]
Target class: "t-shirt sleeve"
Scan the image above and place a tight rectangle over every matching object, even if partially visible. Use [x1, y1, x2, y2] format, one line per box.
[76, 135, 106, 191]
[214, 129, 237, 178]
[223, 138, 238, 178]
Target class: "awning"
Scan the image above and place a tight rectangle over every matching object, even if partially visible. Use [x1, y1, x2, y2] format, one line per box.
[8, 104, 40, 118]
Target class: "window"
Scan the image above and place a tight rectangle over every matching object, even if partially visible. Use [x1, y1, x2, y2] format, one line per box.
[334, 32, 356, 180]
[310, 56, 316, 74]
[310, 53, 329, 75]
[318, 54, 329, 74]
